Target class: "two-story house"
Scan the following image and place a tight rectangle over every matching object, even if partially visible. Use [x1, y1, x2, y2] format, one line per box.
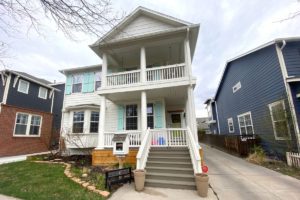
[60, 7, 202, 189]
[205, 37, 300, 158]
[0, 69, 63, 156]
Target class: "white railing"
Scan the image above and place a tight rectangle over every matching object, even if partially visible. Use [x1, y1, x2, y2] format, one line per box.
[64, 133, 98, 148]
[104, 131, 141, 148]
[286, 152, 300, 168]
[186, 127, 202, 174]
[136, 128, 151, 169]
[150, 128, 187, 147]
[106, 70, 141, 86]
[146, 63, 185, 82]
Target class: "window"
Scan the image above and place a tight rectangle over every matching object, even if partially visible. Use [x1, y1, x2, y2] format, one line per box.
[227, 118, 234, 133]
[72, 74, 83, 93]
[90, 111, 99, 133]
[126, 105, 138, 130]
[232, 81, 241, 93]
[95, 72, 101, 91]
[269, 100, 290, 140]
[18, 80, 30, 94]
[73, 111, 84, 133]
[38, 87, 48, 99]
[147, 103, 154, 129]
[14, 113, 42, 136]
[238, 112, 254, 136]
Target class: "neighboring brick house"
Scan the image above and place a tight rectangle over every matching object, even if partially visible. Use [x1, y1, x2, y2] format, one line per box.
[0, 70, 63, 156]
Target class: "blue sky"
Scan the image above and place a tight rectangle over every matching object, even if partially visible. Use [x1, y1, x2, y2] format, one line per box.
[1, 0, 300, 117]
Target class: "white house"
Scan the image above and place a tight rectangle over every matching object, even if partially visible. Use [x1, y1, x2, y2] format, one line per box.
[60, 7, 202, 189]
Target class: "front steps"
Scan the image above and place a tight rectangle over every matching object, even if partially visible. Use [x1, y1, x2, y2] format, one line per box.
[145, 147, 196, 190]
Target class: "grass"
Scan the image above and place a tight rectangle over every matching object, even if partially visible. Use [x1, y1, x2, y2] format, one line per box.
[261, 159, 300, 180]
[0, 161, 105, 200]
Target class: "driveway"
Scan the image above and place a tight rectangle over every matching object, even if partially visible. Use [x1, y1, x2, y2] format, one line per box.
[202, 144, 300, 200]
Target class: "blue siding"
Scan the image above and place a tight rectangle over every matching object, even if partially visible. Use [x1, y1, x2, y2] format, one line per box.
[52, 83, 65, 131]
[290, 82, 300, 132]
[209, 102, 219, 134]
[0, 76, 4, 102]
[6, 74, 52, 112]
[215, 44, 298, 156]
[283, 41, 300, 77]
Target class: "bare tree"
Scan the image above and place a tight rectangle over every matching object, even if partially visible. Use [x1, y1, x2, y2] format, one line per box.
[0, 0, 122, 68]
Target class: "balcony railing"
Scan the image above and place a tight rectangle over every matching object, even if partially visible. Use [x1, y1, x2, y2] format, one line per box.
[106, 70, 140, 87]
[105, 63, 185, 87]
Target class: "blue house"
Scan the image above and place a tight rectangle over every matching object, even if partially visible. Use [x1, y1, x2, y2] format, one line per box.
[205, 37, 300, 157]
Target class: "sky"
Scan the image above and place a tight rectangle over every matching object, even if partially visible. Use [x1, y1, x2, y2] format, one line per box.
[1, 0, 300, 117]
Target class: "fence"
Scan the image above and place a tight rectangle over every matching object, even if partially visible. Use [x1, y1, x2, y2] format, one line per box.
[286, 152, 300, 168]
[199, 133, 258, 156]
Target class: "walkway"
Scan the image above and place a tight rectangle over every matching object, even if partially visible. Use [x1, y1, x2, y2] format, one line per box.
[202, 144, 300, 200]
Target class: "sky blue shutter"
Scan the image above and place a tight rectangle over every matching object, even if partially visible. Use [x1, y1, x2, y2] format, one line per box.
[88, 72, 95, 92]
[65, 75, 72, 94]
[82, 73, 89, 93]
[154, 101, 163, 128]
[117, 105, 125, 130]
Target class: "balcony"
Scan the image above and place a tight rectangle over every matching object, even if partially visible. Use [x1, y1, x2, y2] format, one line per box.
[105, 63, 186, 88]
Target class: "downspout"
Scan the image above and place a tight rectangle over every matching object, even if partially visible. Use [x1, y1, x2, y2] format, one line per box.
[276, 40, 300, 152]
[215, 101, 221, 135]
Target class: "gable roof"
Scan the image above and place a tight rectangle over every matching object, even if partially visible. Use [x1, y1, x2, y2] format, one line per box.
[59, 64, 101, 75]
[91, 6, 194, 46]
[214, 37, 300, 100]
[2, 69, 59, 91]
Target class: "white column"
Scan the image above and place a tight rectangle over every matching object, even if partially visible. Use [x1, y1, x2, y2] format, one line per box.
[96, 95, 106, 149]
[184, 37, 192, 78]
[101, 53, 107, 88]
[140, 47, 146, 83]
[187, 85, 198, 143]
[141, 91, 147, 139]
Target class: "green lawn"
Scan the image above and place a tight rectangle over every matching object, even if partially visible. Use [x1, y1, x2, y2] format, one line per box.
[0, 161, 105, 200]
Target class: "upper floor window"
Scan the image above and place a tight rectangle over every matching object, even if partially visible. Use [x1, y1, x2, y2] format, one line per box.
[227, 118, 234, 133]
[232, 81, 241, 93]
[95, 72, 101, 91]
[238, 112, 254, 135]
[38, 87, 48, 99]
[72, 74, 83, 93]
[126, 104, 138, 130]
[73, 111, 84, 133]
[269, 100, 290, 140]
[14, 113, 42, 136]
[90, 111, 99, 133]
[18, 79, 30, 94]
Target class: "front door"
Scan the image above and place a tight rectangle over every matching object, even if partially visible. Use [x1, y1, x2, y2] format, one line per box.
[169, 113, 183, 128]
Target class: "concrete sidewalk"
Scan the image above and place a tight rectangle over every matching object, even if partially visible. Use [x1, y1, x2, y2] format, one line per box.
[202, 144, 300, 200]
[0, 194, 20, 200]
[109, 184, 217, 200]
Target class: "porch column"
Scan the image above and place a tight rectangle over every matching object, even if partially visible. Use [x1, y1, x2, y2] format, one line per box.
[187, 85, 198, 143]
[184, 34, 192, 78]
[141, 91, 147, 139]
[140, 47, 146, 83]
[101, 53, 107, 88]
[96, 95, 106, 149]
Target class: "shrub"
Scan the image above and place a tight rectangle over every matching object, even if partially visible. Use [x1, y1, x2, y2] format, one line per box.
[247, 145, 266, 165]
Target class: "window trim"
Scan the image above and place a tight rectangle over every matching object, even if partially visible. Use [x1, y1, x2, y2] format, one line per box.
[232, 81, 241, 93]
[268, 100, 291, 140]
[17, 79, 30, 94]
[227, 118, 234, 133]
[72, 111, 85, 133]
[13, 112, 42, 137]
[125, 104, 138, 130]
[237, 111, 254, 135]
[38, 87, 48, 99]
[90, 111, 99, 133]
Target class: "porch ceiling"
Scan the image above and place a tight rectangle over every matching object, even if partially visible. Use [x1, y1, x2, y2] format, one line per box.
[105, 85, 188, 106]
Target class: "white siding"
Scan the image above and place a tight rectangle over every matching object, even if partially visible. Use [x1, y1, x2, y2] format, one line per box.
[105, 100, 118, 131]
[64, 93, 101, 108]
[110, 15, 176, 40]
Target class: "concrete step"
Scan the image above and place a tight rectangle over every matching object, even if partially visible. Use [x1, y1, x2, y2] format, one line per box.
[146, 172, 195, 182]
[146, 161, 193, 168]
[145, 179, 196, 190]
[145, 166, 194, 174]
[149, 151, 190, 157]
[150, 148, 189, 152]
[148, 156, 191, 162]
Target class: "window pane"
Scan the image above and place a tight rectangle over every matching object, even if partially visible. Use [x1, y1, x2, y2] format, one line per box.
[73, 112, 84, 133]
[126, 117, 137, 130]
[73, 74, 83, 84]
[95, 81, 101, 91]
[90, 122, 99, 133]
[15, 124, 27, 135]
[73, 123, 84, 133]
[147, 116, 154, 129]
[275, 121, 289, 138]
[31, 116, 41, 126]
[73, 112, 84, 122]
[39, 87, 47, 98]
[17, 114, 28, 124]
[29, 126, 40, 135]
[147, 104, 153, 115]
[91, 111, 99, 121]
[19, 81, 29, 93]
[239, 116, 245, 126]
[272, 103, 285, 121]
[240, 127, 247, 135]
[72, 83, 82, 93]
[246, 126, 253, 135]
[126, 105, 137, 117]
[171, 114, 181, 123]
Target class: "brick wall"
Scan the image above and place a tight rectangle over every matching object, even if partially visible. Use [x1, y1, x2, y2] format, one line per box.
[0, 104, 53, 157]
